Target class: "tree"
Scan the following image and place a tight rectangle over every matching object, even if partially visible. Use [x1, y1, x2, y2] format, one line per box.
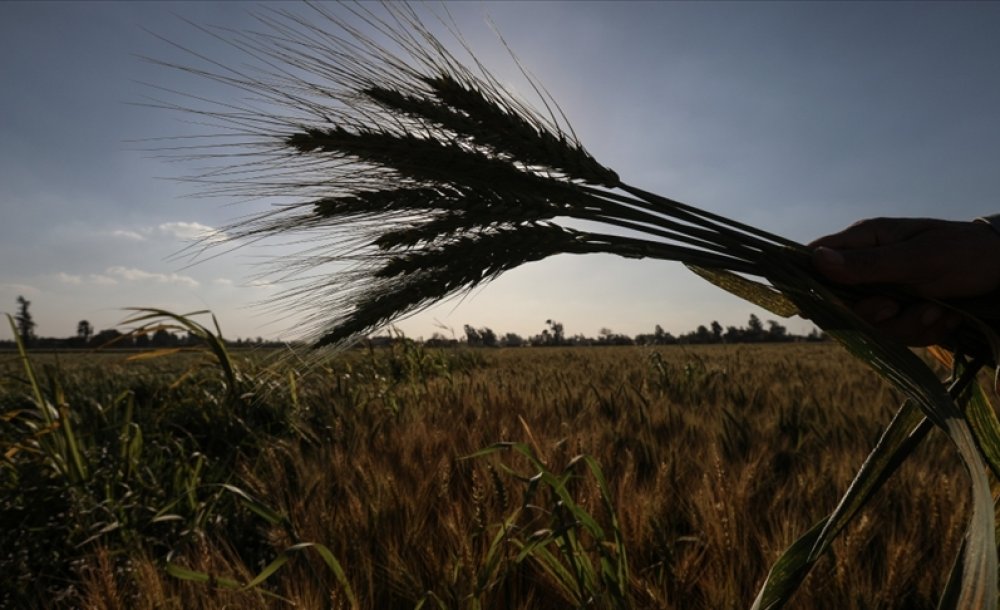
[77, 320, 93, 344]
[545, 319, 565, 346]
[746, 314, 764, 342]
[463, 324, 481, 346]
[711, 320, 723, 342]
[767, 320, 788, 342]
[462, 325, 496, 347]
[426, 332, 454, 347]
[14, 296, 35, 346]
[502, 332, 524, 347]
[151, 329, 176, 347]
[479, 326, 498, 347]
[91, 328, 127, 347]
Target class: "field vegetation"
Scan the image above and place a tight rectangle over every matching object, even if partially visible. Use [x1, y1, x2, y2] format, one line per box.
[1, 321, 977, 609]
[53, 4, 998, 606]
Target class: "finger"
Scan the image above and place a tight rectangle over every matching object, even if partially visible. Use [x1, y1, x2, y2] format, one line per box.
[808, 217, 939, 250]
[872, 303, 963, 347]
[813, 242, 944, 287]
[852, 296, 900, 325]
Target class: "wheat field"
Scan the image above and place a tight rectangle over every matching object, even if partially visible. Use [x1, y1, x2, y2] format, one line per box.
[111, 3, 1000, 606]
[0, 340, 977, 609]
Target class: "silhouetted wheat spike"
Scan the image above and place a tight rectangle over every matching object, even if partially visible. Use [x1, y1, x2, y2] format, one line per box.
[143, 3, 814, 348]
[146, 6, 1000, 607]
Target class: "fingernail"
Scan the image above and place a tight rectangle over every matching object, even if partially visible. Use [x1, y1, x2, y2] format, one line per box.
[921, 306, 943, 327]
[814, 246, 845, 267]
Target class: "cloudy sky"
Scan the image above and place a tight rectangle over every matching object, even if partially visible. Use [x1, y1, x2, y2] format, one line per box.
[2, 2, 999, 343]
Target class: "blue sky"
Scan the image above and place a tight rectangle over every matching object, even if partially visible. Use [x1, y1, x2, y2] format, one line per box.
[2, 2, 999, 343]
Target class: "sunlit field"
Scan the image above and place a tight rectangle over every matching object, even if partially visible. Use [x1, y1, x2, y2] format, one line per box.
[1, 341, 973, 609]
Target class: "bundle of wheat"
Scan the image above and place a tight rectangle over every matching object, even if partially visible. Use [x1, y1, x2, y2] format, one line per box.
[143, 3, 1000, 608]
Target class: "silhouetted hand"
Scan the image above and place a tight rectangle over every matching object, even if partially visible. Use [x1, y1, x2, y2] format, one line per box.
[809, 217, 1000, 347]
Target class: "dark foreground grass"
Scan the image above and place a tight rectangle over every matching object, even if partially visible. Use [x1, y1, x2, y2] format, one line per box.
[0, 341, 977, 609]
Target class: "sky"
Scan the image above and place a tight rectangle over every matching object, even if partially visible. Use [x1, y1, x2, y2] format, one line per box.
[1, 1, 999, 343]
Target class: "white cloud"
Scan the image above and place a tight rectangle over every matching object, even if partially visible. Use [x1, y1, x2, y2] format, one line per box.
[105, 266, 199, 288]
[56, 272, 83, 285]
[90, 274, 118, 286]
[56, 271, 118, 286]
[213, 278, 234, 287]
[159, 221, 227, 243]
[111, 229, 146, 241]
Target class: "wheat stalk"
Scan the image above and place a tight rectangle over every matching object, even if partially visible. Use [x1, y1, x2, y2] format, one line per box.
[138, 2, 817, 345]
[142, 3, 1000, 608]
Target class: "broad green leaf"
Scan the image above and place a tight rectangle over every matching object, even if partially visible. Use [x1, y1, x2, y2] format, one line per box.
[939, 537, 969, 610]
[751, 519, 828, 610]
[780, 272, 996, 610]
[478, 510, 521, 592]
[751, 328, 988, 609]
[165, 563, 240, 588]
[585, 455, 630, 590]
[167, 543, 355, 607]
[297, 542, 359, 610]
[964, 379, 1000, 480]
[7, 314, 49, 426]
[686, 265, 799, 318]
[751, 399, 928, 609]
[122, 308, 241, 399]
[220, 483, 286, 525]
[514, 541, 582, 606]
[242, 554, 290, 589]
[810, 399, 930, 560]
[165, 563, 211, 584]
[970, 317, 1000, 394]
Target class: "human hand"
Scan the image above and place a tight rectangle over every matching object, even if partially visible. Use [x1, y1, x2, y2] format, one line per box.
[809, 217, 1000, 347]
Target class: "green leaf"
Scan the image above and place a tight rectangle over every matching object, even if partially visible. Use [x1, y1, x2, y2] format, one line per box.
[939, 537, 970, 610]
[219, 483, 286, 526]
[165, 563, 240, 589]
[964, 378, 1000, 481]
[752, 399, 927, 609]
[686, 266, 799, 317]
[514, 541, 582, 606]
[122, 308, 241, 400]
[751, 519, 828, 610]
[242, 554, 290, 589]
[809, 399, 928, 560]
[297, 542, 359, 609]
[167, 543, 355, 608]
[782, 272, 997, 610]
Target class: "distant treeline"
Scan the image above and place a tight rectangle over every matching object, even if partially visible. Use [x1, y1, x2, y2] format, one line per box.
[0, 328, 292, 351]
[421, 314, 824, 348]
[1, 312, 823, 351]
